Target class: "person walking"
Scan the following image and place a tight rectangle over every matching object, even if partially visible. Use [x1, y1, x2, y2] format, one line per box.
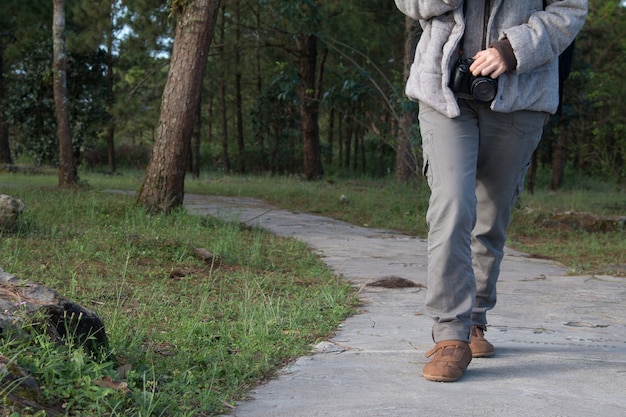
[393, 0, 588, 382]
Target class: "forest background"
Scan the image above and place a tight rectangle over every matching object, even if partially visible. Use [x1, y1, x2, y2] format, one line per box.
[1, 0, 625, 191]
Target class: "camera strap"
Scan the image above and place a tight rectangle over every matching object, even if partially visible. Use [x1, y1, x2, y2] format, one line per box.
[458, 1, 468, 58]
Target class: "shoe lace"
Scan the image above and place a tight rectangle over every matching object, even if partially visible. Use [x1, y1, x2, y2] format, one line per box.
[425, 342, 468, 358]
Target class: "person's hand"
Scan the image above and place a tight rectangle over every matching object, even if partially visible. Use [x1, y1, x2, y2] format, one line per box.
[470, 48, 507, 79]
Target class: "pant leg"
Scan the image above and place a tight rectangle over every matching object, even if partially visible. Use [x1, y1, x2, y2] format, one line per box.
[418, 101, 481, 343]
[470, 103, 548, 327]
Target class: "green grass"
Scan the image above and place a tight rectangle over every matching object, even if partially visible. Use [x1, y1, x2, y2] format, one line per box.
[0, 178, 358, 416]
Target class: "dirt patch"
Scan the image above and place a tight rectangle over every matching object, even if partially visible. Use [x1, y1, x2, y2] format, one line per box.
[539, 211, 626, 233]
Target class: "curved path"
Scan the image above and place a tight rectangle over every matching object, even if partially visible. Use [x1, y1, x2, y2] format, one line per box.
[182, 194, 626, 417]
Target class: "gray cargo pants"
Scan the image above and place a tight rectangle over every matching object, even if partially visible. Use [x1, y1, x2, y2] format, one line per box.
[418, 99, 548, 343]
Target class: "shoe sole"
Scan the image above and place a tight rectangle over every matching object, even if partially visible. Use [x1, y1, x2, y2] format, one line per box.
[471, 350, 494, 358]
[423, 373, 463, 382]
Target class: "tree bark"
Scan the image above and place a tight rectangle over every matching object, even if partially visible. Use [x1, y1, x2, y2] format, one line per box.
[527, 150, 538, 194]
[338, 112, 343, 167]
[344, 106, 353, 169]
[395, 15, 420, 183]
[358, 124, 366, 173]
[297, 33, 323, 180]
[551, 130, 568, 190]
[205, 92, 214, 154]
[105, 11, 116, 174]
[52, 0, 77, 188]
[0, 46, 11, 164]
[138, 0, 221, 213]
[191, 92, 202, 179]
[325, 107, 334, 165]
[234, 0, 245, 173]
[218, 3, 230, 172]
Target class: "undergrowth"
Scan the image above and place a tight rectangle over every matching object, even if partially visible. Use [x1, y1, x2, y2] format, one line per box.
[0, 183, 358, 416]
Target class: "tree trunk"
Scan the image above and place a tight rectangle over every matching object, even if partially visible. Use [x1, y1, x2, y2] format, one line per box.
[359, 125, 366, 173]
[395, 114, 417, 181]
[527, 150, 538, 194]
[378, 129, 386, 176]
[270, 120, 280, 174]
[297, 33, 323, 180]
[338, 112, 343, 167]
[551, 130, 568, 190]
[326, 107, 334, 165]
[191, 92, 202, 179]
[395, 15, 420, 183]
[206, 92, 214, 155]
[138, 0, 221, 213]
[234, 0, 245, 173]
[52, 0, 77, 188]
[253, 3, 267, 171]
[105, 14, 116, 174]
[218, 3, 230, 172]
[344, 107, 353, 169]
[352, 120, 359, 171]
[0, 47, 11, 164]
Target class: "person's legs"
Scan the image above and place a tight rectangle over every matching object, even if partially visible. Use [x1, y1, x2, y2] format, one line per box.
[418, 100, 480, 343]
[418, 100, 547, 377]
[470, 104, 548, 327]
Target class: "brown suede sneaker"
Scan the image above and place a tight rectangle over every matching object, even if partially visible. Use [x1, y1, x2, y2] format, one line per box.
[423, 341, 472, 382]
[469, 326, 495, 358]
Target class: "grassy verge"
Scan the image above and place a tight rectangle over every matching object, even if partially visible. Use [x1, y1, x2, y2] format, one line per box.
[1, 180, 358, 416]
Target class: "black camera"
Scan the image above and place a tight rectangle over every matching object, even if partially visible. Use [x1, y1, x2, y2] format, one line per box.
[449, 58, 498, 102]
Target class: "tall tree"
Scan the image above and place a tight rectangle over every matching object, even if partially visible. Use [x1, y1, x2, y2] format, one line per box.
[52, 0, 77, 187]
[138, 0, 221, 213]
[395, 15, 420, 183]
[234, 0, 245, 172]
[297, 32, 324, 179]
[0, 38, 11, 164]
[105, 19, 117, 174]
[189, 83, 202, 179]
[217, 2, 230, 171]
[295, 0, 324, 180]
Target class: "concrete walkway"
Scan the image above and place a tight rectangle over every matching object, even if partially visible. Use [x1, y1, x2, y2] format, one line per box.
[182, 194, 626, 417]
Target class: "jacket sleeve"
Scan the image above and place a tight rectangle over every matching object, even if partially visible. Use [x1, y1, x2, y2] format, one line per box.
[504, 0, 588, 74]
[393, 0, 463, 21]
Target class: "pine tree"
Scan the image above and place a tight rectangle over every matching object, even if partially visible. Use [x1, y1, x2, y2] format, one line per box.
[138, 0, 221, 213]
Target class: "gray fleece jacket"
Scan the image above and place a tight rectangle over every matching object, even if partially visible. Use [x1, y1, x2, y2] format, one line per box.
[395, 0, 588, 118]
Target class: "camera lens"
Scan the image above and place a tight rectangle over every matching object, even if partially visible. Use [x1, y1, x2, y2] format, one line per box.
[471, 77, 497, 102]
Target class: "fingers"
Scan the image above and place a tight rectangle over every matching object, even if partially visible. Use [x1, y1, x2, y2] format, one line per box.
[469, 48, 507, 78]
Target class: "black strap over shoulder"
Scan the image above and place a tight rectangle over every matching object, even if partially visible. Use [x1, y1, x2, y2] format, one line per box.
[458, 1, 467, 57]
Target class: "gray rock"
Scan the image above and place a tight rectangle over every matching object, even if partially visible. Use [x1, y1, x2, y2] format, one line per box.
[0, 194, 25, 231]
[0, 267, 109, 357]
[0, 268, 110, 415]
